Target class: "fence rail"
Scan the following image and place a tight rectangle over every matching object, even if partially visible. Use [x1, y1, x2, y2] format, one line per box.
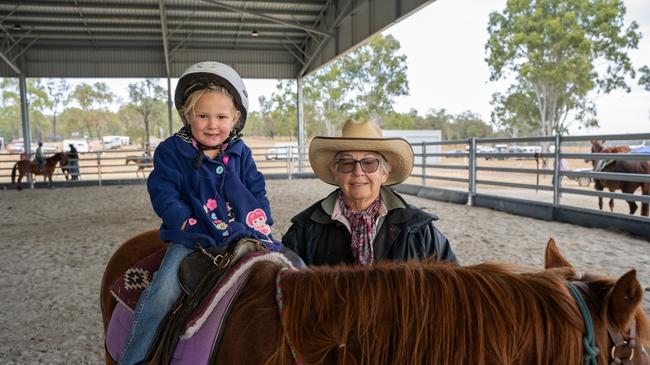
[0, 145, 311, 187]
[403, 132, 650, 238]
[2, 133, 649, 237]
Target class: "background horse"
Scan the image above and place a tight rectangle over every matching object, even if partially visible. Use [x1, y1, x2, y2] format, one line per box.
[125, 155, 153, 178]
[11, 152, 68, 190]
[591, 140, 650, 216]
[101, 232, 649, 365]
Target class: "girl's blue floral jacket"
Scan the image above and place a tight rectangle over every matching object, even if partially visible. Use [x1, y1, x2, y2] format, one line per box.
[147, 133, 279, 250]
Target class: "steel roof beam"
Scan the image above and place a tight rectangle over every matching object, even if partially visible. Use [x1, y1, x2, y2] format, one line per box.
[0, 4, 21, 25]
[300, 0, 359, 76]
[159, 0, 171, 76]
[0, 5, 320, 19]
[0, 50, 21, 74]
[200, 0, 332, 38]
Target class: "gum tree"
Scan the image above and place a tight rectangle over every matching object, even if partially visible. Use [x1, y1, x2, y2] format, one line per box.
[486, 0, 641, 136]
[127, 79, 166, 150]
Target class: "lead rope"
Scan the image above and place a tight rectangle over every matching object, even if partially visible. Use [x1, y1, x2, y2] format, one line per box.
[567, 282, 600, 365]
[275, 267, 303, 365]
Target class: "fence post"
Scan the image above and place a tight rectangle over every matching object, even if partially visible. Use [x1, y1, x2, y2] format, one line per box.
[552, 134, 561, 207]
[468, 137, 477, 206]
[421, 141, 427, 187]
[96, 152, 102, 187]
[286, 147, 293, 180]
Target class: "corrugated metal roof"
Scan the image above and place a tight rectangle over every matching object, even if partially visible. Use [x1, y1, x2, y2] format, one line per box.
[0, 0, 435, 79]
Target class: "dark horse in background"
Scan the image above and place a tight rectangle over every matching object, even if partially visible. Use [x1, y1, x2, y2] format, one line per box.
[590, 140, 650, 216]
[101, 231, 650, 365]
[11, 152, 68, 190]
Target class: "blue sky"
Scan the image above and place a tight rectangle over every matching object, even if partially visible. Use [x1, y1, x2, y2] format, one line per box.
[74, 0, 650, 136]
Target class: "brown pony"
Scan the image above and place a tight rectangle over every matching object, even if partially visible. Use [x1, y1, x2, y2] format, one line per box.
[590, 140, 650, 216]
[11, 152, 68, 190]
[100, 231, 649, 365]
[125, 155, 153, 178]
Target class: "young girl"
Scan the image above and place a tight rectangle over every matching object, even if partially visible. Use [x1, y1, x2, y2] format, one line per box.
[118, 61, 282, 365]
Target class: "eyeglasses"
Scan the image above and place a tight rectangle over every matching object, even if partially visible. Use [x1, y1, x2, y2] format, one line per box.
[335, 158, 381, 174]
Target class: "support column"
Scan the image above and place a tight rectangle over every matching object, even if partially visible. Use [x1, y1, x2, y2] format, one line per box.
[296, 77, 305, 173]
[167, 77, 173, 136]
[468, 137, 477, 206]
[552, 134, 561, 207]
[19, 75, 33, 188]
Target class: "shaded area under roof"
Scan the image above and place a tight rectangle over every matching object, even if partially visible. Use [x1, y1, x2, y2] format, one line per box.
[0, 0, 435, 79]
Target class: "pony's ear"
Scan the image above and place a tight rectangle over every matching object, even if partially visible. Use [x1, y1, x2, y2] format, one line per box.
[544, 238, 574, 270]
[607, 269, 643, 328]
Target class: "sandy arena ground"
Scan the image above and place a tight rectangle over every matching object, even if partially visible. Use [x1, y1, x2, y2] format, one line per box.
[0, 179, 648, 364]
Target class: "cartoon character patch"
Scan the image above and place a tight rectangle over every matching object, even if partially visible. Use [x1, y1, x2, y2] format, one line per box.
[246, 208, 271, 235]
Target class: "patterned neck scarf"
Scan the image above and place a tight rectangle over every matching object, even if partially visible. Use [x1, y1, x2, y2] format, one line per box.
[339, 196, 382, 266]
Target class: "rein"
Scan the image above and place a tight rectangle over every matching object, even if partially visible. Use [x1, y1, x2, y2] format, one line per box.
[567, 282, 600, 365]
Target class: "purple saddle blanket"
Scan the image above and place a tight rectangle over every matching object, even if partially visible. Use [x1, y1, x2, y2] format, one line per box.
[106, 250, 292, 364]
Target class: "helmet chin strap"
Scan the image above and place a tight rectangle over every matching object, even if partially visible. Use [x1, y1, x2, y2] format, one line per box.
[193, 139, 228, 169]
[188, 125, 242, 169]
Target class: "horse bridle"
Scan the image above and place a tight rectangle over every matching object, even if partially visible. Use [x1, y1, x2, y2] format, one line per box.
[569, 280, 650, 365]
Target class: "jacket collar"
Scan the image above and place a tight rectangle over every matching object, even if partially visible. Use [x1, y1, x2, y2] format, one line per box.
[311, 186, 415, 224]
[171, 127, 244, 160]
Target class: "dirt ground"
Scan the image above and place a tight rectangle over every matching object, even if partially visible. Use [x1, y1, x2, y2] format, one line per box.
[0, 179, 648, 364]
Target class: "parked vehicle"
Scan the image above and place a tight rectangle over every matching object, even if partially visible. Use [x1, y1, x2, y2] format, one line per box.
[63, 139, 92, 153]
[8, 138, 24, 153]
[265, 143, 299, 160]
[103, 135, 131, 149]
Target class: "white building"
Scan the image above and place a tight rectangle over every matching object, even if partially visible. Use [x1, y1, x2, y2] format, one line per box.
[382, 130, 442, 165]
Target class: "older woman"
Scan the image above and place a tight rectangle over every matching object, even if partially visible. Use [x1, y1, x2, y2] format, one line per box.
[283, 119, 457, 266]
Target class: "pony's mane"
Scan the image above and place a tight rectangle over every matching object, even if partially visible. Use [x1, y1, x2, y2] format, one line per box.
[277, 260, 590, 365]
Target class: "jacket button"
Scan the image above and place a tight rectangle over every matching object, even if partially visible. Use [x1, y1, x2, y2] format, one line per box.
[216, 166, 224, 174]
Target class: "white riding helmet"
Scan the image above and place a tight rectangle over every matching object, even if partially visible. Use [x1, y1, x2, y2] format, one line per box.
[174, 61, 249, 133]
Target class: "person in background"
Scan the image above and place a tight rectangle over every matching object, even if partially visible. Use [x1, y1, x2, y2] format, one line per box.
[34, 141, 45, 172]
[66, 144, 80, 180]
[283, 119, 458, 266]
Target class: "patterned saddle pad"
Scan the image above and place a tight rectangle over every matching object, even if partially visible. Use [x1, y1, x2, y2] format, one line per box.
[106, 250, 292, 364]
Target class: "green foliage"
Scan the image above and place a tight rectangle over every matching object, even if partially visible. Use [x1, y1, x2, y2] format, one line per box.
[251, 34, 410, 139]
[46, 79, 71, 137]
[639, 65, 650, 92]
[127, 79, 167, 148]
[68, 82, 116, 141]
[0, 31, 497, 145]
[486, 0, 641, 136]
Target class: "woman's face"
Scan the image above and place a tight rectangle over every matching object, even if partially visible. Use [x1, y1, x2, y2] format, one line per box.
[188, 92, 240, 147]
[330, 151, 390, 211]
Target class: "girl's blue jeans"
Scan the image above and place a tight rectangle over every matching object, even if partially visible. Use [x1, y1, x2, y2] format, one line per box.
[118, 244, 194, 365]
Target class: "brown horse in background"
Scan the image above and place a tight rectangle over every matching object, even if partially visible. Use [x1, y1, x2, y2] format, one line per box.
[590, 140, 650, 216]
[11, 152, 68, 190]
[125, 155, 153, 178]
[100, 232, 650, 365]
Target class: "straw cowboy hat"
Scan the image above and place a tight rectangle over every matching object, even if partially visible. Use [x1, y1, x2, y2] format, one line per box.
[309, 119, 414, 186]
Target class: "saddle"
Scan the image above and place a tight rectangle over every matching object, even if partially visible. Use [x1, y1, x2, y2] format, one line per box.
[146, 238, 269, 364]
[179, 238, 268, 296]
